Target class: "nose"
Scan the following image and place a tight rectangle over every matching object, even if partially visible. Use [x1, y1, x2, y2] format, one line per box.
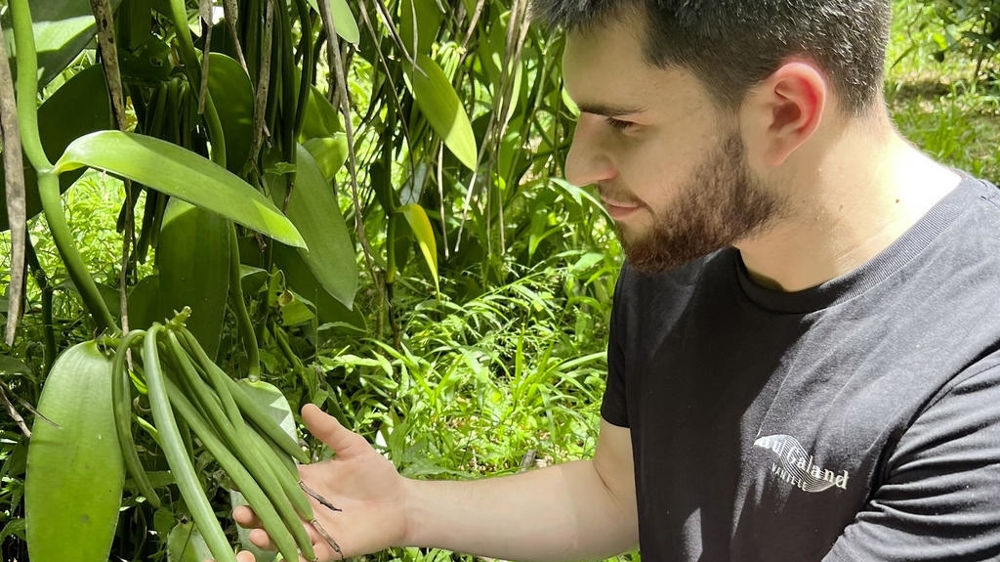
[564, 114, 616, 188]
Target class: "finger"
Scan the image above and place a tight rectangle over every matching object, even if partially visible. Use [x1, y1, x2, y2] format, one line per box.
[205, 552, 256, 562]
[233, 505, 262, 528]
[248, 528, 277, 551]
[302, 403, 370, 458]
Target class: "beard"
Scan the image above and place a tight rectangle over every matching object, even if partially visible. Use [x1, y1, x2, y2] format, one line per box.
[617, 133, 787, 275]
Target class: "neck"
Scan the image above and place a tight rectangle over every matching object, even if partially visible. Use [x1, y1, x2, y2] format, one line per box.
[736, 113, 961, 292]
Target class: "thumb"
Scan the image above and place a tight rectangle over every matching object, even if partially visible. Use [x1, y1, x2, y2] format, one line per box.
[302, 403, 370, 458]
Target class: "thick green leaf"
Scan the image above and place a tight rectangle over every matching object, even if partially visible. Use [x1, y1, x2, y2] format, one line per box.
[303, 135, 348, 181]
[306, 0, 359, 44]
[26, 342, 122, 562]
[127, 275, 160, 330]
[2, 0, 122, 88]
[331, 0, 360, 44]
[0, 65, 112, 231]
[398, 203, 439, 294]
[53, 131, 306, 248]
[267, 145, 357, 308]
[300, 86, 343, 141]
[167, 522, 212, 562]
[406, 54, 478, 171]
[206, 53, 254, 173]
[399, 0, 442, 55]
[158, 200, 231, 360]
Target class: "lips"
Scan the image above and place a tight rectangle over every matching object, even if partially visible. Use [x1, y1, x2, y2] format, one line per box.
[598, 188, 642, 220]
[600, 198, 642, 220]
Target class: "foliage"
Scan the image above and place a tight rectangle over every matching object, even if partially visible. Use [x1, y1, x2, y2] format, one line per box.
[914, 0, 1000, 82]
[0, 0, 997, 561]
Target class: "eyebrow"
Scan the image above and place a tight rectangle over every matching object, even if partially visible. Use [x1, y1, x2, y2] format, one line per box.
[576, 102, 645, 117]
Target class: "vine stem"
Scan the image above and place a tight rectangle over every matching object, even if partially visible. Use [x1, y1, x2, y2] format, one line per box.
[229, 225, 260, 377]
[37, 173, 119, 331]
[8, 0, 48, 172]
[9, 0, 118, 333]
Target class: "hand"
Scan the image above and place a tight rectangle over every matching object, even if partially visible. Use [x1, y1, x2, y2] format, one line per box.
[229, 403, 410, 561]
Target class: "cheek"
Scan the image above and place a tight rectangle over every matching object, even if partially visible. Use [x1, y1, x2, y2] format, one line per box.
[617, 141, 690, 209]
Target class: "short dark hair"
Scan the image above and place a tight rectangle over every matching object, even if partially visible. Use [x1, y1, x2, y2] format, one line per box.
[532, 0, 892, 116]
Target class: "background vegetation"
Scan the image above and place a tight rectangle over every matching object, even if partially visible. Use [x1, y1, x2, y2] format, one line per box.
[0, 0, 998, 560]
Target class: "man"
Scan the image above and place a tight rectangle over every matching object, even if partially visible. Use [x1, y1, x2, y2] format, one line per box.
[230, 1, 1000, 560]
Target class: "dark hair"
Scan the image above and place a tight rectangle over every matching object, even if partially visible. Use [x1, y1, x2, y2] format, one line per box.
[531, 0, 892, 116]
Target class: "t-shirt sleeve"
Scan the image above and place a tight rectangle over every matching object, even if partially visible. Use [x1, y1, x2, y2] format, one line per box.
[823, 360, 1000, 561]
[601, 269, 630, 428]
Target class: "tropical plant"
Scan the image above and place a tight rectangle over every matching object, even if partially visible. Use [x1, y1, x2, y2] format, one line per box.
[0, 0, 605, 559]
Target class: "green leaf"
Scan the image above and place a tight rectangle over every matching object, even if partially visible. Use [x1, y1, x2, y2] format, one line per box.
[405, 54, 478, 171]
[236, 379, 298, 438]
[206, 53, 254, 173]
[157, 200, 231, 360]
[126, 275, 160, 331]
[397, 203, 439, 294]
[53, 131, 306, 248]
[1, 65, 112, 231]
[167, 522, 212, 562]
[331, 0, 360, 44]
[306, 0, 359, 44]
[300, 85, 343, 141]
[399, 0, 442, 55]
[267, 145, 357, 308]
[303, 135, 348, 181]
[2, 0, 122, 88]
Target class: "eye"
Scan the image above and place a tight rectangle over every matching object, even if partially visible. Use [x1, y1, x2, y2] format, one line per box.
[605, 117, 634, 132]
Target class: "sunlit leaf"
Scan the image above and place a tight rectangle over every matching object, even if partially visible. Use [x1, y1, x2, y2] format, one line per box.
[300, 83, 342, 141]
[53, 131, 306, 248]
[306, 0, 359, 44]
[398, 203, 439, 294]
[166, 522, 211, 562]
[303, 135, 348, 181]
[399, 0, 442, 55]
[405, 54, 478, 171]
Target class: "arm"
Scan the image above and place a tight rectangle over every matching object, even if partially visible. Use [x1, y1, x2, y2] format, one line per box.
[233, 407, 638, 561]
[402, 418, 639, 561]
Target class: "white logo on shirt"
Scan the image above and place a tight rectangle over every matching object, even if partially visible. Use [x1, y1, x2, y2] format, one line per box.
[754, 434, 850, 493]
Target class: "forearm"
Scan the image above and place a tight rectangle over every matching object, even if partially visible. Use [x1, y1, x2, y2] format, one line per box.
[400, 460, 638, 561]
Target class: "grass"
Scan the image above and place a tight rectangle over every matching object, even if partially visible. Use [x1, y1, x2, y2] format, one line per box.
[887, 0, 1000, 180]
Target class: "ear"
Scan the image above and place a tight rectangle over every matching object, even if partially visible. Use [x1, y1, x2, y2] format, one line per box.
[743, 60, 827, 168]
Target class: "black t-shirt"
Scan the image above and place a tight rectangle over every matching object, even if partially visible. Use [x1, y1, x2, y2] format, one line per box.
[602, 175, 1000, 561]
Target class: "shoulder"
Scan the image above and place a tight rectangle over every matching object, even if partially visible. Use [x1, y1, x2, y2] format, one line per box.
[826, 352, 1000, 560]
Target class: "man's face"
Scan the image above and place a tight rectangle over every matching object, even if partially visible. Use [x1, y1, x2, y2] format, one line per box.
[562, 18, 786, 274]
